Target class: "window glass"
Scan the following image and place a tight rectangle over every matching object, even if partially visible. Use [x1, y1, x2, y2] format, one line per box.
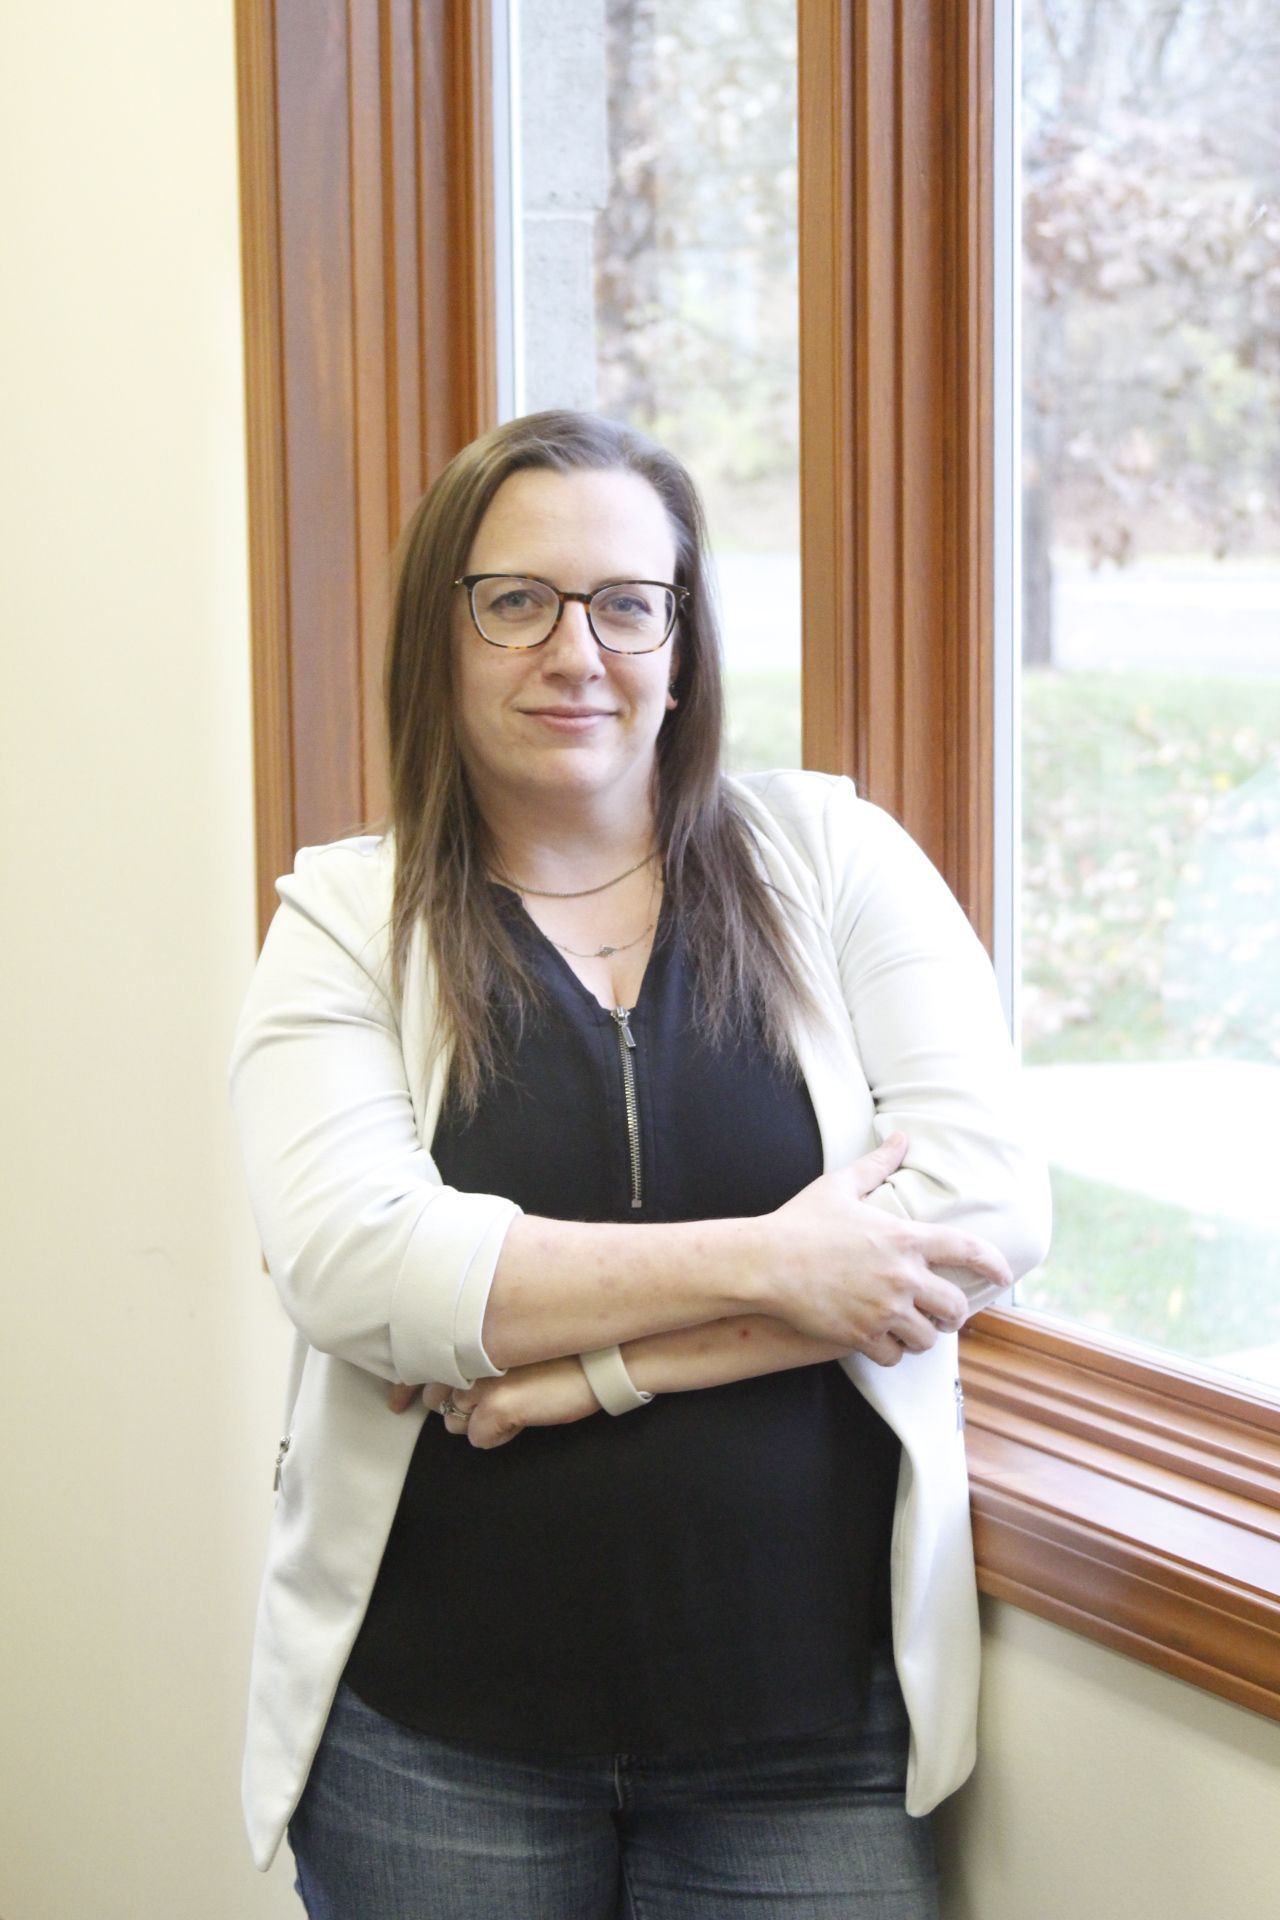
[507, 0, 801, 769]
[1016, 0, 1280, 1390]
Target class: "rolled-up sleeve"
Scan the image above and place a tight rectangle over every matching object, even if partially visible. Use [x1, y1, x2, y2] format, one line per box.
[229, 843, 520, 1388]
[822, 782, 1053, 1311]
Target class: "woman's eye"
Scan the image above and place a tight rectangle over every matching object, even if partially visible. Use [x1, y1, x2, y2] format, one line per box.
[597, 589, 651, 621]
[485, 583, 545, 619]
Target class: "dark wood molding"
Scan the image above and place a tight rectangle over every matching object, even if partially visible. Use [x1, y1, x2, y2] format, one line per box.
[235, 0, 497, 937]
[950, 0, 995, 950]
[798, 0, 994, 945]
[962, 1309, 1280, 1720]
[420, 0, 498, 476]
[235, 0, 294, 944]
[797, 0, 856, 778]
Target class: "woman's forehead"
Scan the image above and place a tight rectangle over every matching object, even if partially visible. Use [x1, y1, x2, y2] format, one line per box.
[467, 466, 677, 576]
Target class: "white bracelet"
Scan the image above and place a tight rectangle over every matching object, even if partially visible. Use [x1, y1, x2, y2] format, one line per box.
[579, 1345, 654, 1416]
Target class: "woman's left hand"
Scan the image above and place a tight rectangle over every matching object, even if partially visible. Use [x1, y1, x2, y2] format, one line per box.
[387, 1355, 601, 1448]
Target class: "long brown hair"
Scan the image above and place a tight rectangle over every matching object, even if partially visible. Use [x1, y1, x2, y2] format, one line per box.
[384, 409, 815, 1110]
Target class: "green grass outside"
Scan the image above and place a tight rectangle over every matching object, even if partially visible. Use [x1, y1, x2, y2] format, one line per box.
[1021, 1167, 1280, 1364]
[1022, 667, 1280, 1068]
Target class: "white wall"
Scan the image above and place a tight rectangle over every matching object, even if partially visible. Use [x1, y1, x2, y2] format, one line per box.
[937, 1600, 1280, 1920]
[0, 5, 296, 1915]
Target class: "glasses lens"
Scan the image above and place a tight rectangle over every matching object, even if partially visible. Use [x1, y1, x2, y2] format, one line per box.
[589, 583, 676, 652]
[471, 577, 559, 646]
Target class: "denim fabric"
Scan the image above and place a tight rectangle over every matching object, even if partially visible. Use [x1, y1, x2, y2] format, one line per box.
[288, 1649, 939, 1919]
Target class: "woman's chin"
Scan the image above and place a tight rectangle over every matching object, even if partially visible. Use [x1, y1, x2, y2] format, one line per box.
[478, 741, 657, 812]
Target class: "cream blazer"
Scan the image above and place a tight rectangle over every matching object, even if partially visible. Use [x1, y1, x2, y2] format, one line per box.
[230, 769, 1051, 1871]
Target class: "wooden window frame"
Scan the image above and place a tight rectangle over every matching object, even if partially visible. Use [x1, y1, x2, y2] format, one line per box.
[236, 0, 1280, 1719]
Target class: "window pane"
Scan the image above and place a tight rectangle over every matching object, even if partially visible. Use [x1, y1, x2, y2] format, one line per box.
[507, 0, 800, 769]
[1017, 0, 1280, 1390]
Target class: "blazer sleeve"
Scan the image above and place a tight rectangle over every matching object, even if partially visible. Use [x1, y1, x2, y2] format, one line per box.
[821, 780, 1053, 1312]
[228, 842, 519, 1389]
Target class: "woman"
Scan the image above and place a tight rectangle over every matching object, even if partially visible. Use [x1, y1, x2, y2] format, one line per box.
[231, 409, 1050, 1917]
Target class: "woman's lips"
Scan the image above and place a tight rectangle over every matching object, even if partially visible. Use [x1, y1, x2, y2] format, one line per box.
[520, 707, 614, 732]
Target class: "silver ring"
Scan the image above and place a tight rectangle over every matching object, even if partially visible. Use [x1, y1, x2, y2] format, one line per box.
[439, 1399, 471, 1421]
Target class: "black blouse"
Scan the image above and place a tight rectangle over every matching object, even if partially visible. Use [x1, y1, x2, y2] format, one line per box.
[343, 892, 900, 1753]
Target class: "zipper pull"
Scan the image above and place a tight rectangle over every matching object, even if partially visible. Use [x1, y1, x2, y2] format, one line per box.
[612, 1006, 636, 1048]
[273, 1434, 291, 1491]
[955, 1379, 965, 1433]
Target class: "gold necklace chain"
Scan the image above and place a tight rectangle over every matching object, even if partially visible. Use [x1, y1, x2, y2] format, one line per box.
[549, 920, 656, 961]
[490, 850, 656, 899]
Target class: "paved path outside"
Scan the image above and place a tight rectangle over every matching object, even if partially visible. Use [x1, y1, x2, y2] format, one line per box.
[713, 552, 802, 675]
[1021, 1057, 1280, 1234]
[1052, 554, 1280, 677]
[710, 550, 1280, 677]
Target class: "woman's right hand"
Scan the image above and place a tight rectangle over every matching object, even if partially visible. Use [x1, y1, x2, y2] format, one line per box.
[764, 1132, 1012, 1365]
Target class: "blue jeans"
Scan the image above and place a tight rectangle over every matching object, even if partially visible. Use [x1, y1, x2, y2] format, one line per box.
[288, 1649, 938, 1919]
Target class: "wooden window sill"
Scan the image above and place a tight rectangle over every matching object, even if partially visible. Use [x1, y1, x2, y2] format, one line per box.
[960, 1307, 1280, 1719]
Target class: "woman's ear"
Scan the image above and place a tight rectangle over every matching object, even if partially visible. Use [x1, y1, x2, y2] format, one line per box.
[666, 649, 681, 710]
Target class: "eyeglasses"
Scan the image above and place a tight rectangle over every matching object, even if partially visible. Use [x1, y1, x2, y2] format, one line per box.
[454, 574, 687, 655]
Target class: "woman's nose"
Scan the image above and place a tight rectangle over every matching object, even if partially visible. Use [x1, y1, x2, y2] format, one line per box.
[542, 598, 603, 675]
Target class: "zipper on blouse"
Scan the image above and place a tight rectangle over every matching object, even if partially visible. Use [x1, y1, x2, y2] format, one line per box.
[611, 1006, 643, 1211]
[955, 1379, 965, 1433]
[272, 1434, 292, 1491]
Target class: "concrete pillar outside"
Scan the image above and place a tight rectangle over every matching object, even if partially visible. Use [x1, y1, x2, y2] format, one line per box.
[519, 0, 610, 411]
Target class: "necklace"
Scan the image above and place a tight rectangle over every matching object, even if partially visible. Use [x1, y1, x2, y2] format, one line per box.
[490, 850, 655, 900]
[522, 862, 661, 962]
[549, 920, 656, 960]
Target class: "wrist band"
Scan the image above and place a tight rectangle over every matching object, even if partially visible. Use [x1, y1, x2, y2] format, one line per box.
[579, 1345, 654, 1416]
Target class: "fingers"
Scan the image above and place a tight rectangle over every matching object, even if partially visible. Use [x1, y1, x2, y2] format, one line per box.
[911, 1275, 969, 1332]
[862, 1304, 958, 1366]
[862, 1332, 906, 1367]
[418, 1381, 476, 1432]
[439, 1393, 476, 1436]
[429, 1382, 518, 1448]
[389, 1380, 519, 1447]
[387, 1382, 495, 1443]
[859, 1253, 971, 1361]
[918, 1225, 1013, 1299]
[850, 1131, 909, 1198]
[842, 1141, 1012, 1308]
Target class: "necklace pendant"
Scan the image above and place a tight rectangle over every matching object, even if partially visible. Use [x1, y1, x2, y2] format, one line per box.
[597, 944, 618, 957]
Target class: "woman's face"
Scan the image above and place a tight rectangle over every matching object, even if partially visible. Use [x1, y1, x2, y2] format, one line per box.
[451, 466, 679, 827]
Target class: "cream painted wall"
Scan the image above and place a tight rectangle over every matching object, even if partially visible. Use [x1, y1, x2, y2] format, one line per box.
[0, 4, 297, 1915]
[937, 1600, 1280, 1920]
[3, 10, 1277, 1920]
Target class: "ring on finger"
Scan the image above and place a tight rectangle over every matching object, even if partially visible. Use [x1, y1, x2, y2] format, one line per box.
[439, 1398, 471, 1422]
